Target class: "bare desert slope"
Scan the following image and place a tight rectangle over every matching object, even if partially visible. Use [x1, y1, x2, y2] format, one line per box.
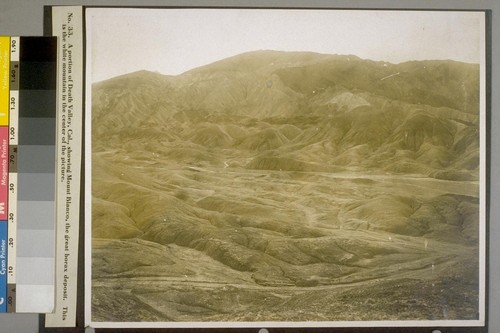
[91, 51, 480, 322]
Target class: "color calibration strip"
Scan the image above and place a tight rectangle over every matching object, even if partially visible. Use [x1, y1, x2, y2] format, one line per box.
[0, 36, 9, 313]
[0, 37, 57, 313]
[16, 37, 57, 313]
[7, 36, 19, 313]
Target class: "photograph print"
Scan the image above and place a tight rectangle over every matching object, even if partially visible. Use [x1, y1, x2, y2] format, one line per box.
[85, 7, 487, 328]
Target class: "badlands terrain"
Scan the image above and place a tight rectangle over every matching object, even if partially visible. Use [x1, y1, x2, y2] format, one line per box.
[90, 51, 481, 322]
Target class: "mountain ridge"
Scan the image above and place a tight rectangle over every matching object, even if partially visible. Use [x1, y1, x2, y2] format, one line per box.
[92, 50, 480, 180]
[91, 50, 481, 322]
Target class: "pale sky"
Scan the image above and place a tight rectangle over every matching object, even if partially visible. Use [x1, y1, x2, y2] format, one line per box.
[86, 8, 485, 83]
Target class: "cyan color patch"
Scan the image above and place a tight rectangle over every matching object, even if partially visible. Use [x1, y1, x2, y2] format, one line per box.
[0, 222, 7, 312]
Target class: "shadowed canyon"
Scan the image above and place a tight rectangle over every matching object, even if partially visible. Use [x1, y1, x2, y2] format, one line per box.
[91, 51, 481, 322]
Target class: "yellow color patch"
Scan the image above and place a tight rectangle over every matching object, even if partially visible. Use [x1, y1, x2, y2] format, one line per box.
[0, 37, 10, 126]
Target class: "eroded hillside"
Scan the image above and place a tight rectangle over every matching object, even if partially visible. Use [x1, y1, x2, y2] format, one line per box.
[91, 51, 481, 322]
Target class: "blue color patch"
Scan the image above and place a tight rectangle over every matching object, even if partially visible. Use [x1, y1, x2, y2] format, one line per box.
[0, 221, 7, 312]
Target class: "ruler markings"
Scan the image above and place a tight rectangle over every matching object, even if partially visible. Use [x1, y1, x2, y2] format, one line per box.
[0, 127, 9, 221]
[0, 35, 10, 313]
[7, 36, 19, 312]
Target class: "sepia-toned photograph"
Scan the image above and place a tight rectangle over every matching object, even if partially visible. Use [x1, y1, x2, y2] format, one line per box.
[85, 8, 486, 328]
